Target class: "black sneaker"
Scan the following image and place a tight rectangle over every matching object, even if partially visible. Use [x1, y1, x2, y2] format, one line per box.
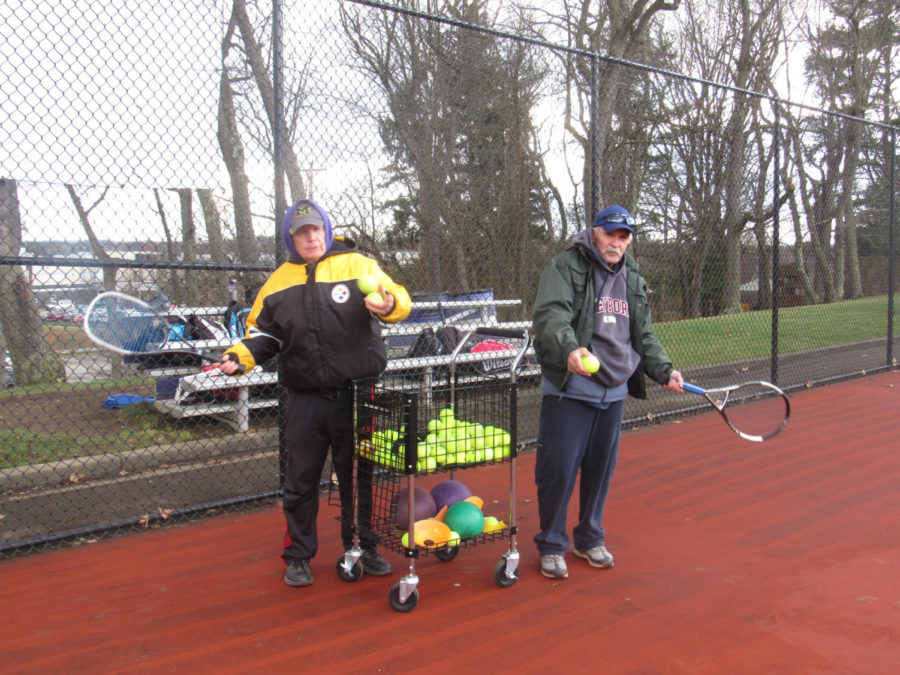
[361, 550, 393, 576]
[284, 559, 314, 587]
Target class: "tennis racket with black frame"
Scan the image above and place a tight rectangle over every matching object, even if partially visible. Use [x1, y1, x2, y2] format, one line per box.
[83, 291, 243, 372]
[682, 380, 790, 442]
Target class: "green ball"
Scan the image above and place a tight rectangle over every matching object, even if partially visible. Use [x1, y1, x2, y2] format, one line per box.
[444, 500, 485, 538]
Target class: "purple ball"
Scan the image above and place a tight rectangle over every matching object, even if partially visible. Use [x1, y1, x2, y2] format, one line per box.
[393, 486, 437, 530]
[430, 480, 472, 512]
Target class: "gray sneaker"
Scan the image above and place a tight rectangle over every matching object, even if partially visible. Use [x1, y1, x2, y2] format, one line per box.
[361, 550, 393, 576]
[573, 545, 614, 568]
[540, 553, 568, 579]
[284, 559, 314, 587]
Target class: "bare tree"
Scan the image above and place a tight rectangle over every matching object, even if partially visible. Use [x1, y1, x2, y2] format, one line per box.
[672, 0, 784, 313]
[526, 0, 681, 220]
[219, 4, 261, 274]
[341, 0, 552, 300]
[153, 188, 182, 300]
[231, 0, 306, 201]
[197, 189, 228, 264]
[65, 185, 117, 292]
[175, 188, 201, 302]
[786, 0, 897, 301]
[0, 179, 65, 385]
[197, 188, 231, 292]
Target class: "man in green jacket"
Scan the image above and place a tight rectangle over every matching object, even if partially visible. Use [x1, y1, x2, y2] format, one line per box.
[532, 205, 684, 579]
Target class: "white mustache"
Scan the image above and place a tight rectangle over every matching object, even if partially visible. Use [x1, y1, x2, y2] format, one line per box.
[600, 246, 622, 256]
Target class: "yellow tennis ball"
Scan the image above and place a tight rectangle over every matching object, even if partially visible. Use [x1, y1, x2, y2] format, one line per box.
[581, 354, 600, 373]
[357, 274, 378, 295]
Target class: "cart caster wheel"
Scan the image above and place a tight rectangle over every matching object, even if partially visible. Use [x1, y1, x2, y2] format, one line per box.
[388, 583, 419, 612]
[494, 559, 518, 588]
[434, 545, 460, 562]
[336, 557, 363, 583]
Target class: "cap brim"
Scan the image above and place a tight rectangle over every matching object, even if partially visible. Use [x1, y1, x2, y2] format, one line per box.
[290, 218, 324, 234]
[599, 223, 634, 233]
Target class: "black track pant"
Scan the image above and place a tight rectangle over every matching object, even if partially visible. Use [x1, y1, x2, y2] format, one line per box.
[281, 387, 377, 563]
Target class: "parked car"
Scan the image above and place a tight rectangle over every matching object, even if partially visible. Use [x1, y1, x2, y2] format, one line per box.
[45, 305, 83, 322]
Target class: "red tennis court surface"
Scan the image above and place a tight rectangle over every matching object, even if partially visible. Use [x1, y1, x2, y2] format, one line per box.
[2, 371, 898, 673]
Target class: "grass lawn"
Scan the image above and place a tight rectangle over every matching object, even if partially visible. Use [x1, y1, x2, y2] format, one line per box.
[653, 295, 898, 367]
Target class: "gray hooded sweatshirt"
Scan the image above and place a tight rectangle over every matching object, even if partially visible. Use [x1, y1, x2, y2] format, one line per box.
[540, 228, 642, 405]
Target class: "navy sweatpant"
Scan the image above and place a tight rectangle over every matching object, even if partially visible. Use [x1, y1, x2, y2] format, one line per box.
[281, 387, 377, 563]
[533, 395, 624, 555]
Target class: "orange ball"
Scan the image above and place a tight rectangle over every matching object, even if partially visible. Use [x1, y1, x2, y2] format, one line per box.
[463, 495, 484, 510]
[410, 518, 453, 549]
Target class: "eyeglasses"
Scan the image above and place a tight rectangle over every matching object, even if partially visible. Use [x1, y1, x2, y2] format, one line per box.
[596, 214, 635, 226]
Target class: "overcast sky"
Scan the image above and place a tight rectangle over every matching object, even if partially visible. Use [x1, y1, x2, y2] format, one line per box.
[1, 0, 222, 189]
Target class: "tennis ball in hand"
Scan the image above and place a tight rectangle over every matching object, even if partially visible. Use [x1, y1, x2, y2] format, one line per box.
[581, 354, 600, 373]
[365, 291, 384, 304]
[357, 274, 379, 295]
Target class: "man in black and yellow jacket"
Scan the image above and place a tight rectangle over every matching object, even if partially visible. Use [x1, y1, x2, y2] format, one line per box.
[216, 198, 411, 588]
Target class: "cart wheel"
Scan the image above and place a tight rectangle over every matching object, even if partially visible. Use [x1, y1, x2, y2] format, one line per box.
[335, 556, 363, 583]
[388, 583, 419, 613]
[494, 559, 518, 588]
[434, 545, 460, 562]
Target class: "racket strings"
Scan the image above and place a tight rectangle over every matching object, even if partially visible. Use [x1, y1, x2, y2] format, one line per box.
[720, 383, 789, 440]
[86, 296, 170, 354]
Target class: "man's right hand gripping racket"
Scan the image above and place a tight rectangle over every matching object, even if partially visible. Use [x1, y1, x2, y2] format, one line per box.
[682, 380, 790, 442]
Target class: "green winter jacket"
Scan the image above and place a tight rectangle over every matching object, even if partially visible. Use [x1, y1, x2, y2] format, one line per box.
[532, 247, 674, 399]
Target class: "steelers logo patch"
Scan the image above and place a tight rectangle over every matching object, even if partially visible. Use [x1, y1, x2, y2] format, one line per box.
[331, 283, 351, 304]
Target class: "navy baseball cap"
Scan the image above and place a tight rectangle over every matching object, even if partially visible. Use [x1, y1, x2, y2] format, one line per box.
[593, 205, 635, 233]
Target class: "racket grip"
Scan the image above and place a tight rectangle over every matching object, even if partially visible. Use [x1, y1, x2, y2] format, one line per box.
[222, 352, 246, 375]
[202, 351, 246, 375]
[682, 382, 705, 395]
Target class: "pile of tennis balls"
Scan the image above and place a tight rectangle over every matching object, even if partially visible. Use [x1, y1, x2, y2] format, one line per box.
[362, 429, 404, 470]
[398, 479, 507, 549]
[415, 407, 511, 473]
[359, 407, 512, 474]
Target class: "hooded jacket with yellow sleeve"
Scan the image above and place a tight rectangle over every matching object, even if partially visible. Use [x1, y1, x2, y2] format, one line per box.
[223, 200, 411, 391]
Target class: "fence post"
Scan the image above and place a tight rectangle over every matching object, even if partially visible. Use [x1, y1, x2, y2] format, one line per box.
[589, 53, 600, 220]
[272, 0, 288, 489]
[770, 100, 781, 385]
[888, 128, 896, 368]
[273, 0, 286, 263]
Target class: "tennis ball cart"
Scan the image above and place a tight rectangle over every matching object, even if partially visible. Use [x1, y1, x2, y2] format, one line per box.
[334, 326, 531, 612]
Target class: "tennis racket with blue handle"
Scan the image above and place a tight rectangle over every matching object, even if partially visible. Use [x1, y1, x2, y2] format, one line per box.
[682, 380, 790, 442]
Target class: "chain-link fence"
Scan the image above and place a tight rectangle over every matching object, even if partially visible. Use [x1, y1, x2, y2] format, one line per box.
[1, 0, 896, 557]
